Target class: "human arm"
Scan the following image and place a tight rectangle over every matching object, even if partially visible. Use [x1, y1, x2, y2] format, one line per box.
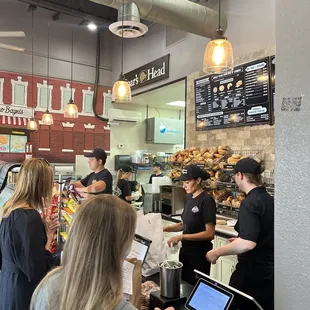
[206, 238, 256, 263]
[44, 214, 60, 251]
[71, 180, 84, 188]
[206, 202, 259, 263]
[164, 222, 184, 232]
[123, 180, 134, 202]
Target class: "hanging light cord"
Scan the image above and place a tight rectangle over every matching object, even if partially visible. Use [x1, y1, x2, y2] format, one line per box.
[47, 22, 50, 112]
[218, 0, 221, 30]
[121, 0, 124, 75]
[70, 27, 74, 100]
[31, 9, 34, 119]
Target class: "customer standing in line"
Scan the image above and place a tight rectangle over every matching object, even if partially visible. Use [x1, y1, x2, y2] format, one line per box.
[72, 148, 113, 195]
[207, 158, 274, 310]
[31, 195, 137, 310]
[0, 158, 60, 310]
[164, 165, 216, 286]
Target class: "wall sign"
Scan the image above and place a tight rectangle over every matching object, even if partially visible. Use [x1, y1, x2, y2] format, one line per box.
[195, 57, 273, 130]
[0, 103, 32, 118]
[125, 55, 170, 90]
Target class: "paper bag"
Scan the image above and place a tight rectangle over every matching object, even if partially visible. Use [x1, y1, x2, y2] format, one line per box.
[124, 258, 142, 309]
[135, 212, 167, 277]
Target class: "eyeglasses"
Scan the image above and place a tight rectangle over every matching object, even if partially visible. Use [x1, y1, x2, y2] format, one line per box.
[38, 158, 51, 166]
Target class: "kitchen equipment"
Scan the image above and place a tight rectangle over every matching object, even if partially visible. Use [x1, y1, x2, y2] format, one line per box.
[160, 185, 186, 215]
[160, 260, 183, 298]
[114, 155, 132, 171]
[141, 184, 160, 213]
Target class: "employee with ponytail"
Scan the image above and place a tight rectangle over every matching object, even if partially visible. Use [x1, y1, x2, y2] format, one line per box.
[114, 165, 138, 203]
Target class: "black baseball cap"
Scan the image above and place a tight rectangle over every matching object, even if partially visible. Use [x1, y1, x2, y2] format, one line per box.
[84, 148, 107, 162]
[120, 165, 133, 173]
[153, 162, 162, 169]
[234, 158, 261, 174]
[177, 165, 210, 181]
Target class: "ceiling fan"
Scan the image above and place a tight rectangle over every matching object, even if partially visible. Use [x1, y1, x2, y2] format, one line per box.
[0, 31, 26, 52]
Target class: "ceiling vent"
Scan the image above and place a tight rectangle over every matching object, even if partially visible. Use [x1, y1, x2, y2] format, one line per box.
[109, 2, 148, 39]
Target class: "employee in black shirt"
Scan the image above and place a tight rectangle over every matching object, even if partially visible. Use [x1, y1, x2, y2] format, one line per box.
[149, 162, 164, 184]
[164, 165, 216, 286]
[114, 165, 136, 203]
[72, 148, 113, 195]
[207, 158, 274, 310]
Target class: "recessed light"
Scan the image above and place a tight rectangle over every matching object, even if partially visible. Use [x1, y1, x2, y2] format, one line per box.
[87, 22, 97, 31]
[166, 101, 185, 107]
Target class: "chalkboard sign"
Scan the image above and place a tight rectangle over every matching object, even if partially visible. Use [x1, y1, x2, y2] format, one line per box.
[195, 57, 272, 130]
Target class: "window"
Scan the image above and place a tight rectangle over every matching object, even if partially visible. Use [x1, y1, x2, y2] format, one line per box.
[0, 78, 4, 104]
[82, 87, 94, 114]
[103, 91, 112, 118]
[60, 84, 75, 110]
[11, 76, 28, 106]
[37, 80, 53, 111]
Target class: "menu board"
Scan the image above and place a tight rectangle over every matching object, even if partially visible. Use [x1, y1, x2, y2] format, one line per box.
[195, 57, 272, 130]
[0, 135, 10, 152]
[270, 55, 275, 123]
[10, 135, 27, 153]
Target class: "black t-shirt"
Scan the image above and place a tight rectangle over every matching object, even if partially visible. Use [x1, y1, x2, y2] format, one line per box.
[181, 191, 216, 250]
[117, 179, 132, 202]
[149, 173, 164, 184]
[80, 169, 113, 194]
[235, 186, 274, 263]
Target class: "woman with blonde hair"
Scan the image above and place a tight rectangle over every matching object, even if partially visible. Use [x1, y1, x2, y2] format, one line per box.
[31, 194, 137, 310]
[114, 165, 136, 202]
[0, 158, 60, 310]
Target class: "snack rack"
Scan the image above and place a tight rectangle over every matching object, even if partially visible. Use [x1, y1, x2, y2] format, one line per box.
[54, 174, 81, 244]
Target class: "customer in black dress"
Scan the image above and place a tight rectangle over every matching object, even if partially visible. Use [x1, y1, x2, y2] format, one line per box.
[0, 158, 60, 310]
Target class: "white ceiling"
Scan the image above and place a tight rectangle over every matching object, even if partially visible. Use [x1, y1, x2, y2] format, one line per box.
[131, 79, 186, 110]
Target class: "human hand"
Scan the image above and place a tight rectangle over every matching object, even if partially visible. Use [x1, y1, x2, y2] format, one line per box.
[155, 307, 175, 310]
[206, 249, 220, 264]
[167, 235, 182, 247]
[228, 237, 237, 243]
[46, 214, 60, 234]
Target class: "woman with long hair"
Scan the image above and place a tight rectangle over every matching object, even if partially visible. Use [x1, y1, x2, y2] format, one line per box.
[114, 165, 136, 202]
[31, 194, 137, 310]
[0, 158, 60, 310]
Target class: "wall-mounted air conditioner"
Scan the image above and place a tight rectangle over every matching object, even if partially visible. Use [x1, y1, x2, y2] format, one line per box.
[108, 108, 142, 125]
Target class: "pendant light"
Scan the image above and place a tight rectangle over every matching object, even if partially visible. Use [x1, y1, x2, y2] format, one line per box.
[112, 0, 132, 103]
[27, 9, 38, 131]
[42, 22, 53, 125]
[203, 0, 233, 74]
[64, 27, 78, 118]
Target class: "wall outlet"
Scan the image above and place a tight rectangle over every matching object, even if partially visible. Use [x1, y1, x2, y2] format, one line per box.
[117, 144, 124, 149]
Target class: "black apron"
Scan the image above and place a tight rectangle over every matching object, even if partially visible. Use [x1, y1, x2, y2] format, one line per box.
[229, 258, 274, 310]
[179, 242, 212, 286]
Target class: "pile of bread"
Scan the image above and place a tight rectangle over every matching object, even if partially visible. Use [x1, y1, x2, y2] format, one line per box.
[208, 189, 245, 208]
[169, 168, 182, 180]
[168, 145, 229, 169]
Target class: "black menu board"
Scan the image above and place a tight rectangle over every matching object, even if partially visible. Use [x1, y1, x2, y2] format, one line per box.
[195, 57, 272, 130]
[270, 55, 275, 124]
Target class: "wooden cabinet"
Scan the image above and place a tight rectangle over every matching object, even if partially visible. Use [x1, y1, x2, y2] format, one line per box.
[212, 236, 237, 284]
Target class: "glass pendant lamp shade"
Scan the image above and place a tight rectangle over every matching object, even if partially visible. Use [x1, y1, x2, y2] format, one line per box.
[27, 118, 38, 130]
[42, 110, 54, 125]
[112, 74, 132, 103]
[64, 99, 78, 118]
[203, 35, 233, 74]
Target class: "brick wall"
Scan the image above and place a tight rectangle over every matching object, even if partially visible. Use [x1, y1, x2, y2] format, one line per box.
[0, 70, 111, 163]
[186, 47, 276, 170]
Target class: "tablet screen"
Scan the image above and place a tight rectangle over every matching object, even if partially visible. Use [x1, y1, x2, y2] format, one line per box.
[186, 279, 233, 310]
[126, 234, 152, 264]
